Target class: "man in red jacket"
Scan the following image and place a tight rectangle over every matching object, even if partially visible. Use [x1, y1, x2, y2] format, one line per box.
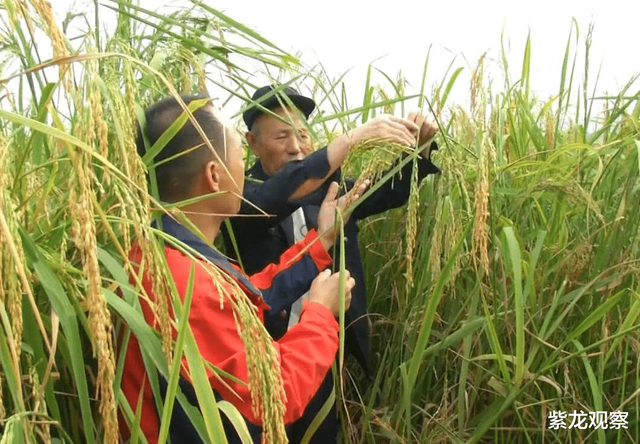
[120, 94, 366, 444]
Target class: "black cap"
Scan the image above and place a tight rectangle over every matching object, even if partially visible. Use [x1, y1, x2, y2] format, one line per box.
[242, 85, 316, 130]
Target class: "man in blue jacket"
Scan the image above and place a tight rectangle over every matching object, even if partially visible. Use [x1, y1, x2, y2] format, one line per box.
[222, 84, 440, 443]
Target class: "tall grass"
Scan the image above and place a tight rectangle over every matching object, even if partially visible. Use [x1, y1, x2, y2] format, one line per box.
[353, 36, 640, 444]
[0, 1, 638, 443]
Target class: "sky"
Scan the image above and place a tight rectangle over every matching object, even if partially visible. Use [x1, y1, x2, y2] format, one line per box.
[46, 0, 640, 116]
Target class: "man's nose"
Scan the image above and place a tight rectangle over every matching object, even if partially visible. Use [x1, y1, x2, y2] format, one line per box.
[286, 136, 302, 154]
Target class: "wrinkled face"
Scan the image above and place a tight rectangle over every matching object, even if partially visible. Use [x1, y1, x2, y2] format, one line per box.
[217, 125, 245, 215]
[247, 107, 311, 176]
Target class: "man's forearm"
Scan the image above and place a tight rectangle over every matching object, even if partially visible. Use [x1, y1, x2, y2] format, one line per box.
[289, 133, 351, 201]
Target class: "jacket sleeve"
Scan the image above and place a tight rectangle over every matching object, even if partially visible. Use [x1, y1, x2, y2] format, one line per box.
[352, 150, 441, 220]
[249, 228, 331, 313]
[167, 249, 338, 426]
[236, 148, 331, 226]
[223, 149, 332, 264]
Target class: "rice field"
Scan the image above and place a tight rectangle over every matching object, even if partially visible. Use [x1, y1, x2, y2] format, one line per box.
[0, 1, 638, 443]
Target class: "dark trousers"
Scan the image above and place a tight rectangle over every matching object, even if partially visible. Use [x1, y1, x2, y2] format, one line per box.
[286, 370, 339, 444]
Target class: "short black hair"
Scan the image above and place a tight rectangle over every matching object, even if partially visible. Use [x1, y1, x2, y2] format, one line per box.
[136, 94, 227, 202]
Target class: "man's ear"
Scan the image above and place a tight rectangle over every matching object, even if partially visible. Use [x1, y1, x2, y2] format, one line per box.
[245, 131, 259, 157]
[203, 160, 221, 193]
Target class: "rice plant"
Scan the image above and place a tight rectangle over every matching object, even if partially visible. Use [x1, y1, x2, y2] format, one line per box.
[0, 1, 638, 444]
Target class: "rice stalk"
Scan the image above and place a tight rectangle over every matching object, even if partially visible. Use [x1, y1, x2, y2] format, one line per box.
[404, 157, 420, 290]
[2, 2, 638, 442]
[69, 77, 118, 444]
[188, 241, 287, 444]
[29, 359, 50, 442]
[0, 373, 4, 421]
[344, 138, 421, 286]
[0, 134, 9, 423]
[3, 0, 30, 42]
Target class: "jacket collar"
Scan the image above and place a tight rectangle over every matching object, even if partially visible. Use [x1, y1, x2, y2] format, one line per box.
[247, 160, 269, 181]
[159, 214, 262, 298]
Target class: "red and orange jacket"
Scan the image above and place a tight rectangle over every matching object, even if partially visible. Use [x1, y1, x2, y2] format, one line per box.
[120, 215, 337, 443]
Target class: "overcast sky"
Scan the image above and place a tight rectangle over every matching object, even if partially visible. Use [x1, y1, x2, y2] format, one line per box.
[48, 0, 639, 115]
[211, 0, 638, 97]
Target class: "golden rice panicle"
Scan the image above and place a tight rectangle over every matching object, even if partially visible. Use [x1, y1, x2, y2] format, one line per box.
[4, 0, 34, 37]
[124, 61, 138, 137]
[203, 265, 287, 444]
[123, 61, 153, 219]
[0, 135, 25, 354]
[180, 49, 192, 93]
[3, 219, 24, 351]
[428, 177, 445, 280]
[404, 157, 420, 290]
[197, 61, 207, 94]
[456, 106, 475, 144]
[69, 96, 118, 444]
[104, 86, 134, 252]
[88, 57, 110, 185]
[151, 242, 174, 365]
[472, 137, 490, 274]
[444, 195, 462, 282]
[110, 61, 153, 255]
[347, 138, 418, 288]
[29, 0, 72, 94]
[429, 149, 463, 284]
[545, 107, 555, 148]
[179, 63, 191, 93]
[396, 71, 406, 101]
[132, 210, 173, 366]
[377, 88, 394, 114]
[470, 55, 485, 125]
[122, 60, 173, 363]
[469, 55, 492, 274]
[345, 139, 411, 190]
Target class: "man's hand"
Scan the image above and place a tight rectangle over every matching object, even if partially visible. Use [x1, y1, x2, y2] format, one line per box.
[408, 111, 438, 156]
[346, 115, 418, 148]
[317, 180, 369, 251]
[308, 269, 355, 317]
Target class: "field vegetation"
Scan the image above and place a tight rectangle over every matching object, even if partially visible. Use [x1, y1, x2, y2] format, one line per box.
[0, 1, 638, 443]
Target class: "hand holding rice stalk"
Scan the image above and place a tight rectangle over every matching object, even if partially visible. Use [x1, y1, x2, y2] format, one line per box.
[316, 180, 368, 377]
[344, 112, 437, 193]
[409, 110, 439, 152]
[317, 180, 370, 251]
[344, 112, 439, 287]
